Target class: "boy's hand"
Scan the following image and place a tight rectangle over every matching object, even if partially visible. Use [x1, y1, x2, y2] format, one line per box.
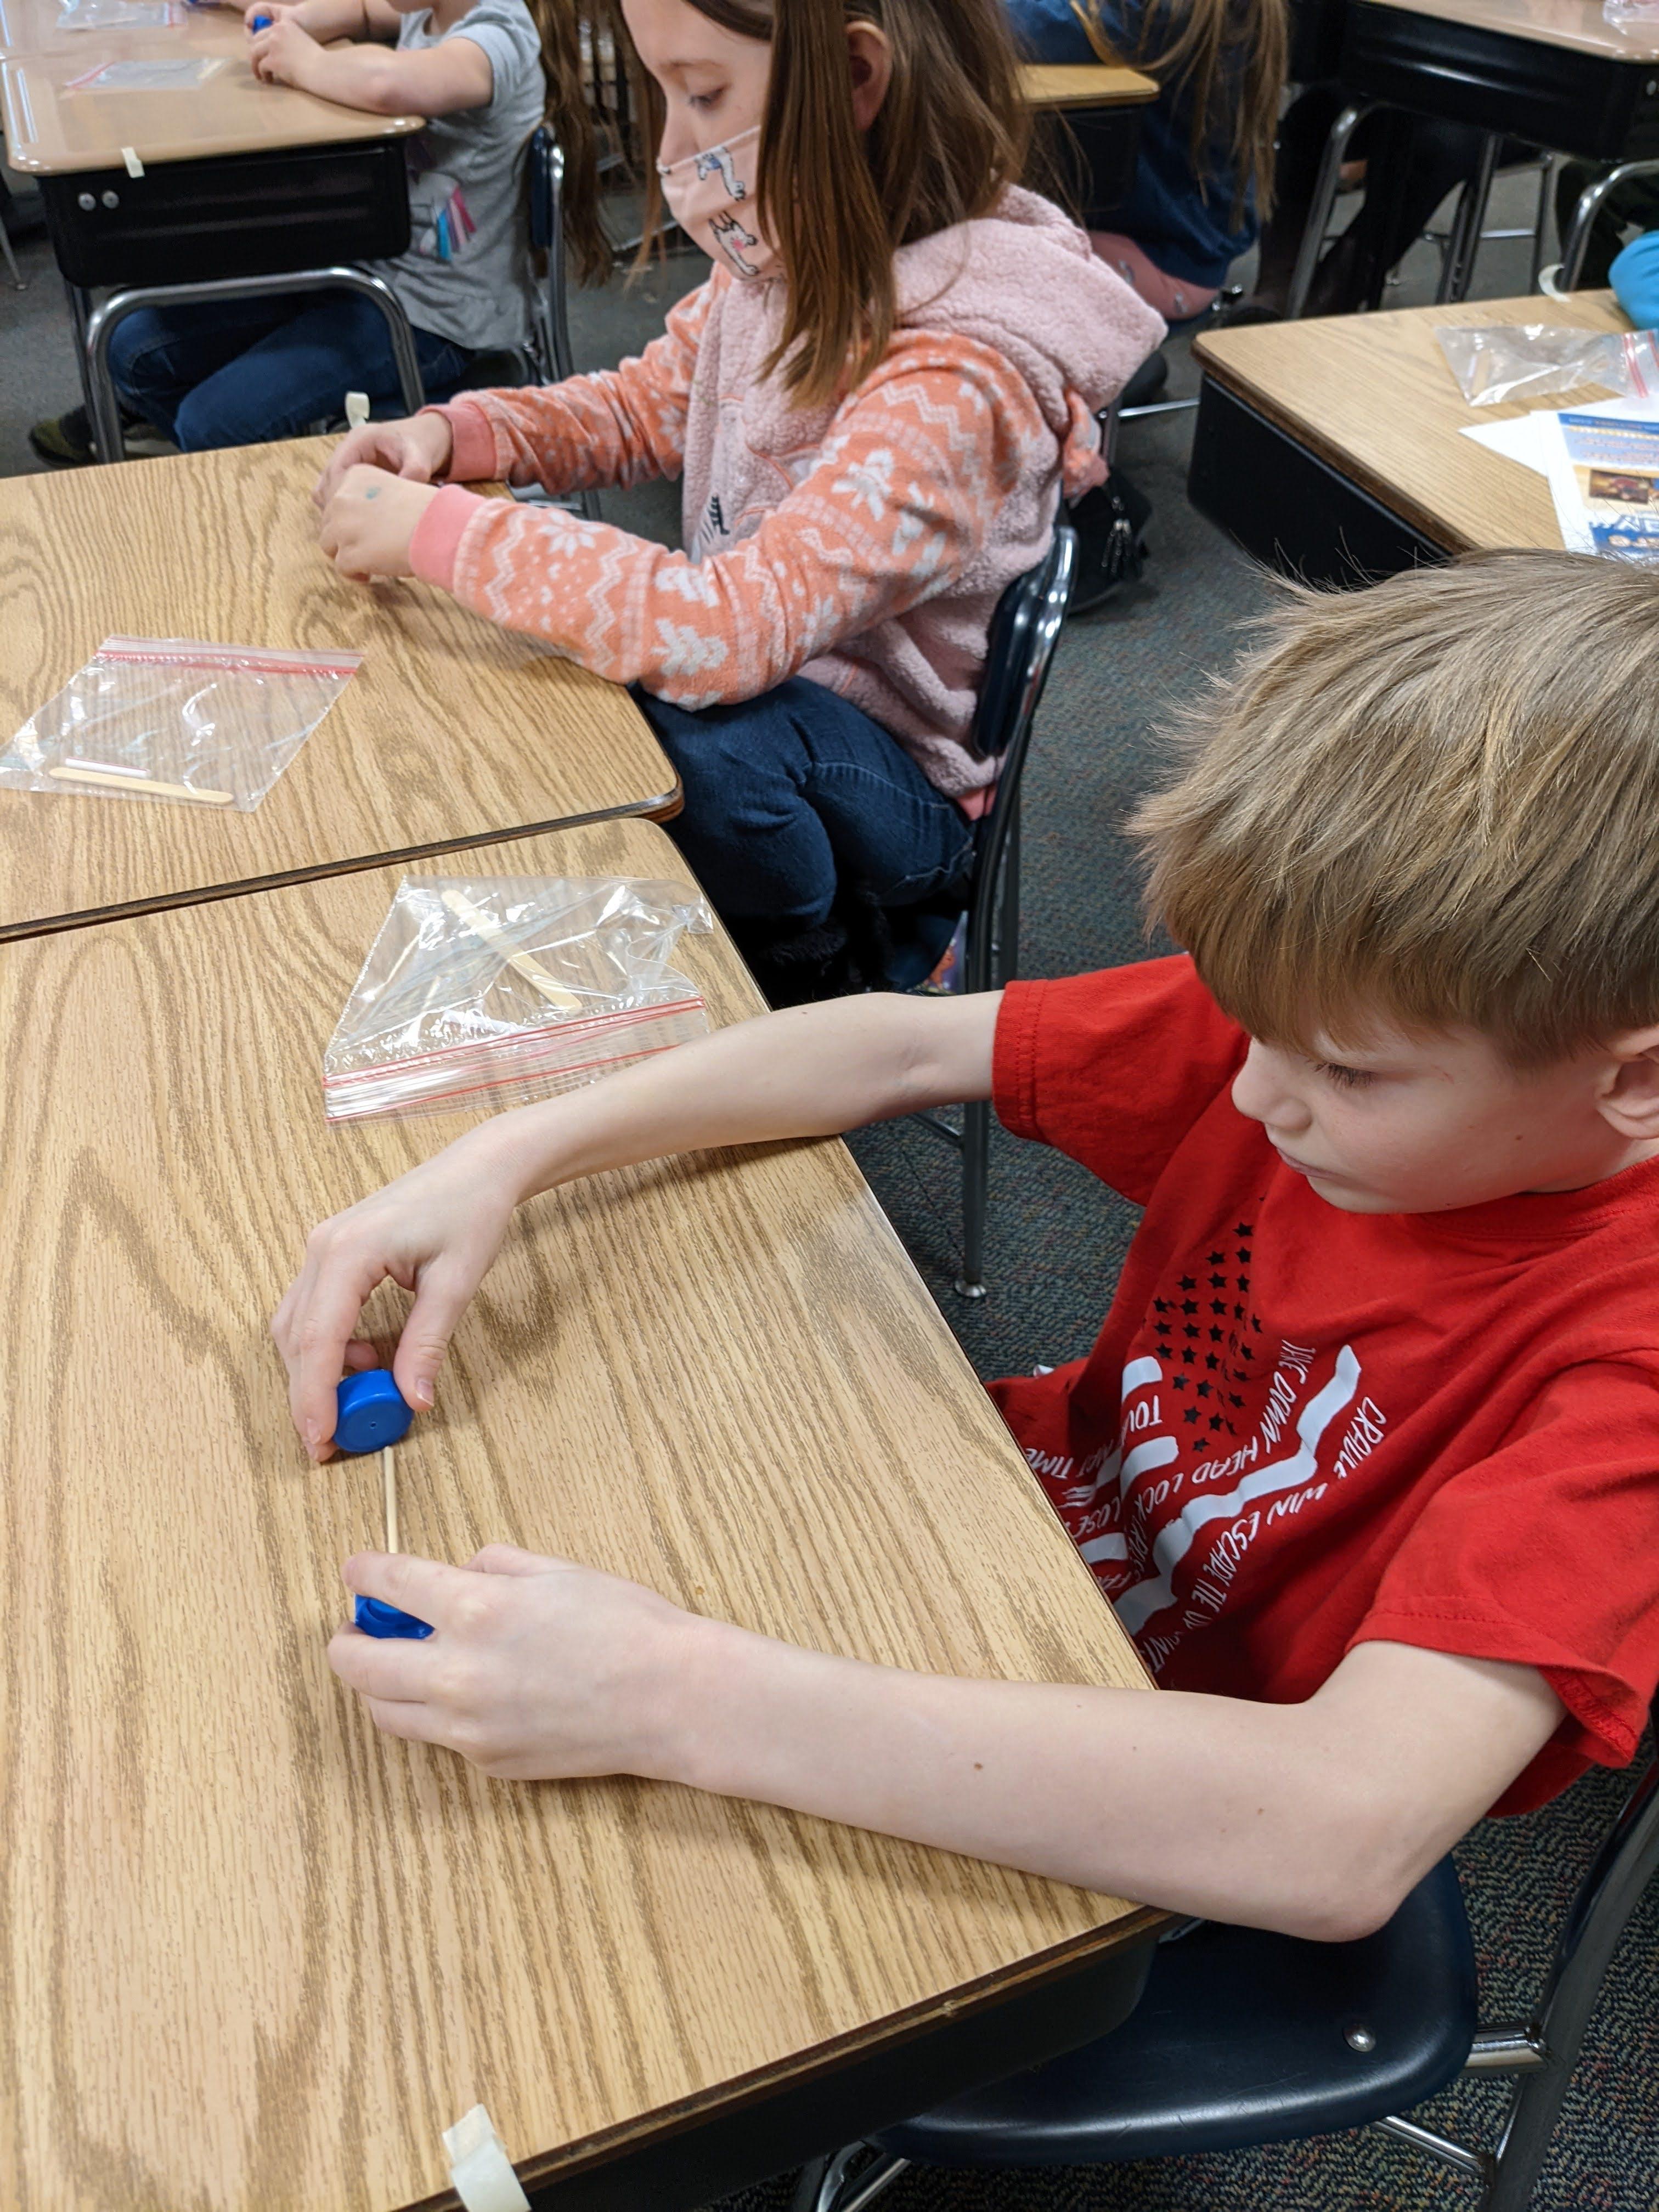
[314, 411, 454, 507]
[317, 464, 438, 580]
[272, 1133, 520, 1458]
[249, 13, 319, 85]
[242, 0, 296, 27]
[329, 1545, 706, 1780]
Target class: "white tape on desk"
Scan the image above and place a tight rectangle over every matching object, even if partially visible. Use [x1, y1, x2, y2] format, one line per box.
[121, 145, 144, 176]
[443, 2106, 530, 2212]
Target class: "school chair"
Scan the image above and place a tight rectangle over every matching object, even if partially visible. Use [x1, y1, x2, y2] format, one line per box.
[455, 127, 602, 524]
[894, 521, 1076, 1299]
[1284, 114, 1553, 315]
[793, 1709, 1659, 2212]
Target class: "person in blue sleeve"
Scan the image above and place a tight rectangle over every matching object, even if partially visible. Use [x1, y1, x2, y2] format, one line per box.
[1005, 0, 1286, 321]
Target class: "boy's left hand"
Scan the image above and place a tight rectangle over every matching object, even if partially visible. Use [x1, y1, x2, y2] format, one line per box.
[328, 1544, 704, 1779]
[249, 14, 318, 86]
[317, 464, 438, 580]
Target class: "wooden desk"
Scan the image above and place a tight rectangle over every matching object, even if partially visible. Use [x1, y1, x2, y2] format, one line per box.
[0, 812, 1160, 2210]
[0, 3, 419, 168]
[1019, 59, 1159, 108]
[0, 437, 679, 941]
[0, 0, 266, 60]
[1338, 0, 1659, 165]
[1189, 290, 1629, 581]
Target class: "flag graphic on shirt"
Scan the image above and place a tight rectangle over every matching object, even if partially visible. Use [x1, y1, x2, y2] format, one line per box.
[405, 144, 478, 262]
[1034, 1218, 1391, 1669]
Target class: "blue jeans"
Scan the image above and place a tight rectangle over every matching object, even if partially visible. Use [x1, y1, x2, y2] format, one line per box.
[108, 292, 477, 453]
[634, 679, 975, 932]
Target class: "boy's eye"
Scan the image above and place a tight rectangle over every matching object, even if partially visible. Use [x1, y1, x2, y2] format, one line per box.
[1316, 1061, 1373, 1091]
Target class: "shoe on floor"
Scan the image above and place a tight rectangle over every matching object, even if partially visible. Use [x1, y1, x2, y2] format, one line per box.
[29, 402, 173, 466]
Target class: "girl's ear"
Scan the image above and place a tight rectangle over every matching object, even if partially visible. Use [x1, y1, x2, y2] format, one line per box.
[845, 19, 892, 131]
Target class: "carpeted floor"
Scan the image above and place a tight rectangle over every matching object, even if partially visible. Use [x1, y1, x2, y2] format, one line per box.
[3, 162, 1652, 2212]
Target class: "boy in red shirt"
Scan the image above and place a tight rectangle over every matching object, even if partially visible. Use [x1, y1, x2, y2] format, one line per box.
[274, 550, 1659, 1940]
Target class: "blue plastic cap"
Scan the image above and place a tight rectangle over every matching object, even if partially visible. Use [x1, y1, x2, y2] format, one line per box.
[250, 10, 272, 24]
[334, 1368, 414, 1456]
[355, 1594, 434, 1640]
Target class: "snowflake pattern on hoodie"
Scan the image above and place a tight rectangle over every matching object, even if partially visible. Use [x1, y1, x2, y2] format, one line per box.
[408, 188, 1165, 803]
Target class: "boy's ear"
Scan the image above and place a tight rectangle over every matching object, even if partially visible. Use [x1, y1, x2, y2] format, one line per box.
[845, 20, 892, 131]
[1599, 1024, 1659, 1139]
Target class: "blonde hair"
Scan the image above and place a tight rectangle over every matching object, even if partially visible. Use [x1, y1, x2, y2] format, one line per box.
[1069, 0, 1286, 219]
[625, 0, 1029, 407]
[1132, 553, 1659, 1066]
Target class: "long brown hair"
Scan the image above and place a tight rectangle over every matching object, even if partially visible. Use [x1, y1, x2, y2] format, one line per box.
[1069, 0, 1285, 219]
[524, 0, 612, 282]
[624, 0, 1030, 407]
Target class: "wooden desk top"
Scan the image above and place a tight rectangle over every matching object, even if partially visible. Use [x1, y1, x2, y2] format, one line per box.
[0, 811, 1156, 2211]
[1193, 290, 1632, 552]
[1019, 59, 1159, 106]
[0, 437, 679, 941]
[0, 3, 419, 171]
[1367, 0, 1659, 64]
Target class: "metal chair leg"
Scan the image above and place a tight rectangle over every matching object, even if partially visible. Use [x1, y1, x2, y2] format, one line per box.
[792, 2147, 910, 2212]
[956, 1098, 991, 1301]
[1435, 132, 1501, 303]
[81, 265, 427, 463]
[0, 207, 22, 289]
[1530, 152, 1558, 292]
[1286, 101, 1375, 318]
[1558, 157, 1659, 289]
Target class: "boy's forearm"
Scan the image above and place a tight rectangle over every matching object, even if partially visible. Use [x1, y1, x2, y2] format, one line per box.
[645, 1630, 1561, 1943]
[479, 992, 998, 1209]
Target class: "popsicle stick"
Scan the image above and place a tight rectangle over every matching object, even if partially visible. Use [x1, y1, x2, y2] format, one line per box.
[440, 888, 581, 1012]
[49, 764, 235, 806]
[382, 1446, 399, 1556]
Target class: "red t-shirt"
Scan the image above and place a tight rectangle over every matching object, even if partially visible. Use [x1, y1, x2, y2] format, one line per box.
[989, 956, 1659, 1814]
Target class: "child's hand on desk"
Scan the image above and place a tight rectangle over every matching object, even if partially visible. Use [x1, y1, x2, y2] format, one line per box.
[249, 13, 319, 85]
[314, 411, 454, 507]
[329, 1545, 701, 1780]
[317, 463, 438, 580]
[272, 1127, 520, 1458]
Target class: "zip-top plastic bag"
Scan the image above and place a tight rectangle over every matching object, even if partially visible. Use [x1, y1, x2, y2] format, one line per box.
[1436, 321, 1659, 408]
[1, 635, 363, 811]
[323, 875, 713, 1123]
[57, 0, 183, 27]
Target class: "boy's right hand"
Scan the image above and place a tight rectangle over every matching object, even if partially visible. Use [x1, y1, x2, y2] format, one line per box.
[313, 411, 454, 509]
[272, 1133, 519, 1460]
[242, 1, 295, 28]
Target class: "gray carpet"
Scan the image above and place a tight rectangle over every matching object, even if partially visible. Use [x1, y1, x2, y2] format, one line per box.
[3, 166, 1652, 2212]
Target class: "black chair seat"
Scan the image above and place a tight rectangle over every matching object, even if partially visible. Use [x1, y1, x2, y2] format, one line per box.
[872, 1859, 1479, 2168]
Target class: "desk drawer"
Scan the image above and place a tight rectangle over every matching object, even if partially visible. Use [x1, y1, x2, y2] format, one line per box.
[39, 139, 410, 289]
[1342, 0, 1659, 163]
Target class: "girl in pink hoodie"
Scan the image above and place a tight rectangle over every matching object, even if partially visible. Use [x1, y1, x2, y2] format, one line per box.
[315, 0, 1163, 1000]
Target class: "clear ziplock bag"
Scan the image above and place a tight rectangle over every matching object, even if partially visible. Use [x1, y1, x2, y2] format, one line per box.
[1, 636, 363, 811]
[64, 54, 220, 86]
[57, 0, 183, 26]
[323, 876, 713, 1123]
[1436, 322, 1659, 407]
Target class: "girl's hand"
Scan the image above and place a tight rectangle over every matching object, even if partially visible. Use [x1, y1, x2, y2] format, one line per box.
[314, 411, 454, 508]
[329, 1545, 706, 1780]
[242, 0, 296, 27]
[317, 463, 438, 579]
[249, 13, 319, 84]
[272, 1133, 520, 1458]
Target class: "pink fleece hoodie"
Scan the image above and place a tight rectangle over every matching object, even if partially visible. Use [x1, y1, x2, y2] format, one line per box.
[410, 187, 1164, 803]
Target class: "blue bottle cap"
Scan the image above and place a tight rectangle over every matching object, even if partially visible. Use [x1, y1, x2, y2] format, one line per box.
[250, 10, 271, 24]
[334, 1368, 414, 1456]
[355, 1594, 434, 1640]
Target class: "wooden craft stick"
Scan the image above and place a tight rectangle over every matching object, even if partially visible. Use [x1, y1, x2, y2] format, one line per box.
[50, 764, 235, 806]
[440, 887, 581, 1012]
[382, 1446, 399, 1557]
